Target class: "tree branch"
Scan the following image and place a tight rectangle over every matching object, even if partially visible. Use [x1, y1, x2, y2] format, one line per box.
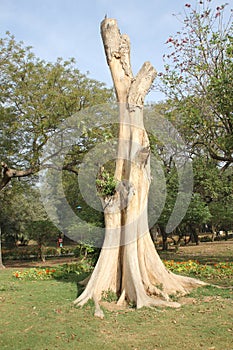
[128, 62, 157, 109]
[100, 18, 133, 102]
[0, 162, 35, 191]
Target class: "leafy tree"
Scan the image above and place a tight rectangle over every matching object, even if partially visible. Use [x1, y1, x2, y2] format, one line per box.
[181, 192, 211, 244]
[0, 32, 114, 261]
[208, 194, 233, 235]
[0, 32, 114, 189]
[27, 220, 59, 262]
[158, 0, 233, 168]
[192, 156, 233, 231]
[0, 182, 51, 243]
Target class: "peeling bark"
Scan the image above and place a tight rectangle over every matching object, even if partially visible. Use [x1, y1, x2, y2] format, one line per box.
[73, 18, 206, 317]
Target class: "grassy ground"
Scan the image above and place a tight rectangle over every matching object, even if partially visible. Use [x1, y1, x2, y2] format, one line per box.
[0, 241, 233, 350]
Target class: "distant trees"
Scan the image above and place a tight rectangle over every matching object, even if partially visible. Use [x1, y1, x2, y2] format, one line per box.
[151, 0, 233, 247]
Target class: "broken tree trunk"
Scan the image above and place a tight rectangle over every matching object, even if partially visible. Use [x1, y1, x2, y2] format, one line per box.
[74, 18, 205, 317]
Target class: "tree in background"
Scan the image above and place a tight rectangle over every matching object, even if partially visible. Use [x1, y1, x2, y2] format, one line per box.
[158, 0, 233, 169]
[27, 220, 59, 262]
[0, 33, 114, 262]
[0, 181, 59, 261]
[0, 32, 114, 190]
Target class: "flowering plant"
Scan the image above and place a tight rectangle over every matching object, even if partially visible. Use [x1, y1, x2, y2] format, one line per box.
[164, 260, 233, 279]
[13, 268, 56, 281]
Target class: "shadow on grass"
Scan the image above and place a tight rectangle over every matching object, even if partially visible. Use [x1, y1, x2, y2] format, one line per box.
[52, 264, 92, 298]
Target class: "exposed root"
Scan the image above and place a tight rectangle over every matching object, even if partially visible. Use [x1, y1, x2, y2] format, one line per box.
[78, 275, 91, 286]
[117, 289, 126, 306]
[146, 284, 170, 301]
[174, 273, 208, 292]
[93, 296, 104, 319]
[74, 292, 105, 319]
[137, 296, 181, 309]
[73, 290, 92, 307]
[73, 234, 207, 318]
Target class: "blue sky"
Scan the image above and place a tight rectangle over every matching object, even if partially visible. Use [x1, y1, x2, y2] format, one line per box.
[0, 0, 228, 102]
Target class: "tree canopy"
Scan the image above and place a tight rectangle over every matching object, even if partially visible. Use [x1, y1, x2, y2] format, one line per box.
[158, 0, 233, 168]
[0, 32, 114, 189]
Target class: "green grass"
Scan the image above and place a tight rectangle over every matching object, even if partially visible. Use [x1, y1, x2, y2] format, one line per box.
[1, 248, 233, 350]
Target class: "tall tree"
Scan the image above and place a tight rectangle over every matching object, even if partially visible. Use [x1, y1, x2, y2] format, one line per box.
[0, 32, 113, 190]
[158, 0, 233, 168]
[73, 18, 205, 318]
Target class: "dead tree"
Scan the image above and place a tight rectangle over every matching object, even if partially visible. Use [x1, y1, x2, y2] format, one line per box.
[74, 18, 205, 318]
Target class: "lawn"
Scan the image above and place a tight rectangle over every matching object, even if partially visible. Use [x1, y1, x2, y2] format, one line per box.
[0, 241, 233, 350]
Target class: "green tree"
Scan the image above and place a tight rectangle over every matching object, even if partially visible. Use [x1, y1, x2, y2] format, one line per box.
[193, 157, 233, 236]
[27, 220, 59, 262]
[158, 0, 233, 168]
[0, 32, 114, 262]
[0, 32, 114, 189]
[0, 182, 50, 244]
[181, 193, 211, 245]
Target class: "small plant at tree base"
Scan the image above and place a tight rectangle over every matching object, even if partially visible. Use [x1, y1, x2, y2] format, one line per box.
[101, 289, 118, 302]
[96, 169, 117, 197]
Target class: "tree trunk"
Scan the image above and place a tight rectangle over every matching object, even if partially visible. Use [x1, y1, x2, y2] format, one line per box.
[160, 226, 169, 251]
[74, 18, 205, 317]
[0, 227, 5, 269]
[38, 243, 46, 263]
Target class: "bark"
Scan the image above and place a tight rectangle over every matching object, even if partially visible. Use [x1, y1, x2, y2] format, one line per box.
[211, 225, 217, 242]
[0, 227, 5, 269]
[73, 18, 206, 317]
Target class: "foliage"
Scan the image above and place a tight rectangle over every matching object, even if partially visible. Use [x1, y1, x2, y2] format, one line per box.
[182, 193, 211, 226]
[26, 219, 60, 262]
[0, 32, 114, 172]
[164, 259, 233, 280]
[0, 182, 51, 246]
[64, 172, 105, 227]
[96, 169, 118, 197]
[13, 267, 56, 280]
[158, 0, 233, 166]
[192, 156, 233, 231]
[26, 220, 59, 247]
[12, 262, 94, 282]
[73, 241, 95, 258]
[101, 289, 118, 302]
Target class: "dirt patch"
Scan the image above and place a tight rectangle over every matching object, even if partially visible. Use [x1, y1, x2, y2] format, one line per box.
[178, 240, 233, 256]
[3, 256, 78, 268]
[100, 300, 131, 312]
[3, 240, 233, 269]
[159, 240, 233, 264]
